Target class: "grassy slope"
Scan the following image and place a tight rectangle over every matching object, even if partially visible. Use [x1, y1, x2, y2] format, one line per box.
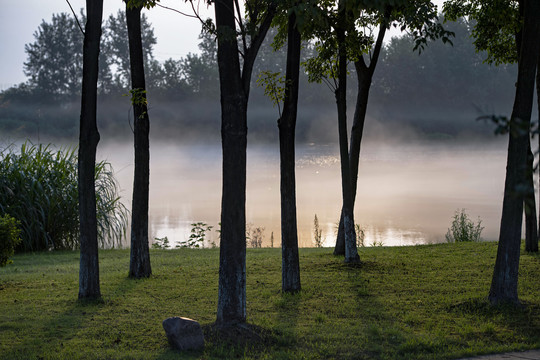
[0, 242, 539, 360]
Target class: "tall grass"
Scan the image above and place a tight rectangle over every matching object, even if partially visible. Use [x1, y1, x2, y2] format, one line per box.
[0, 141, 128, 251]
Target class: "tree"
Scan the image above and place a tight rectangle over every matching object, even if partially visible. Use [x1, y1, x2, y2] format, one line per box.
[21, 9, 158, 97]
[335, 0, 360, 263]
[78, 0, 104, 299]
[371, 18, 517, 117]
[23, 13, 83, 98]
[181, 31, 219, 97]
[488, 0, 540, 304]
[444, 0, 538, 254]
[303, 0, 362, 262]
[278, 4, 303, 292]
[210, 0, 277, 325]
[333, 0, 452, 255]
[303, 0, 450, 258]
[103, 9, 157, 91]
[126, 0, 152, 279]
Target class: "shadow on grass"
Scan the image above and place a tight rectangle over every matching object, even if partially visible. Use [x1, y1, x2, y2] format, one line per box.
[335, 256, 455, 359]
[447, 297, 540, 346]
[4, 273, 154, 359]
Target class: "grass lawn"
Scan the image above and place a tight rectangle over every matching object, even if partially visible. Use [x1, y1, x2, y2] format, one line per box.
[0, 242, 539, 359]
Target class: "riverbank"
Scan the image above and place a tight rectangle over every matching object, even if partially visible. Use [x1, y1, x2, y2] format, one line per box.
[1, 242, 539, 359]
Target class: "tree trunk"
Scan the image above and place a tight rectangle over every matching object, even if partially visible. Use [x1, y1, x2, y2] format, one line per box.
[489, 0, 540, 305]
[334, 17, 388, 255]
[334, 70, 371, 255]
[215, 0, 248, 326]
[525, 138, 538, 252]
[126, 4, 152, 278]
[336, 1, 359, 263]
[280, 10, 301, 293]
[536, 49, 540, 253]
[213, 0, 275, 327]
[78, 0, 103, 299]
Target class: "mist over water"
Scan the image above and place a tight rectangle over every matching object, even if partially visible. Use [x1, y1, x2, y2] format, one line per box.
[99, 137, 508, 248]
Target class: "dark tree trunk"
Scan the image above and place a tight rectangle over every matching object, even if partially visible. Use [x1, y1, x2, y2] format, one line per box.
[525, 138, 538, 252]
[214, 0, 275, 326]
[126, 4, 152, 278]
[215, 0, 247, 326]
[535, 49, 540, 253]
[489, 0, 540, 305]
[279, 10, 301, 293]
[217, 93, 248, 325]
[335, 1, 359, 263]
[78, 0, 103, 299]
[334, 16, 388, 255]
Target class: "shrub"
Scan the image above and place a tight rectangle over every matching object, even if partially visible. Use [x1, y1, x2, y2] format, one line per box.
[0, 214, 22, 266]
[249, 226, 265, 248]
[445, 209, 484, 243]
[152, 236, 170, 249]
[177, 222, 213, 248]
[0, 141, 128, 251]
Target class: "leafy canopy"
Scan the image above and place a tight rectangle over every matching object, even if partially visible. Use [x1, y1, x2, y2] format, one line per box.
[302, 0, 453, 85]
[443, 0, 520, 65]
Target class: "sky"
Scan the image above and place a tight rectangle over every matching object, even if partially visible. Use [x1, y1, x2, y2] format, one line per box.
[0, 0, 445, 90]
[0, 0, 213, 89]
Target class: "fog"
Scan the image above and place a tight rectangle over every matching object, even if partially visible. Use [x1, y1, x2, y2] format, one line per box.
[97, 132, 509, 248]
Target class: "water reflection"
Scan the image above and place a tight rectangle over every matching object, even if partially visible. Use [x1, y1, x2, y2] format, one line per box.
[99, 140, 507, 248]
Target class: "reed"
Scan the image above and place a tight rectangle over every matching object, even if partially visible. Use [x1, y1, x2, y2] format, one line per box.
[0, 141, 128, 251]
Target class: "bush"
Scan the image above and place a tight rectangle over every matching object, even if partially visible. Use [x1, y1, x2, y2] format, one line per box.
[0, 141, 128, 251]
[0, 214, 22, 266]
[445, 209, 484, 243]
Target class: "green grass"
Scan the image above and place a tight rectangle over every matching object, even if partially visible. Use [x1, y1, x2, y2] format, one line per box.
[0, 242, 539, 359]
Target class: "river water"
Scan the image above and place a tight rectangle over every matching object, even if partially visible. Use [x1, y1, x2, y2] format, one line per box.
[98, 139, 509, 248]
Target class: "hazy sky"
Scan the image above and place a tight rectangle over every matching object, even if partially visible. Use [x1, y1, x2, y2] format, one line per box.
[0, 0, 444, 90]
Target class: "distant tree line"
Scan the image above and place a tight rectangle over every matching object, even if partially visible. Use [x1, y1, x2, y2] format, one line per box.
[0, 11, 517, 141]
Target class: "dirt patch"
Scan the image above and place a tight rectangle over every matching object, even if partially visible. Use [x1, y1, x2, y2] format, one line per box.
[202, 322, 276, 349]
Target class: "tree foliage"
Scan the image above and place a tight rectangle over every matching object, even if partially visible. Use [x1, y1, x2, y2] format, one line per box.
[443, 0, 520, 65]
[24, 13, 84, 97]
[22, 9, 157, 96]
[372, 17, 517, 114]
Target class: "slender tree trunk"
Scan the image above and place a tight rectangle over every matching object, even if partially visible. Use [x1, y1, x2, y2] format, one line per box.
[525, 138, 538, 252]
[78, 0, 103, 299]
[489, 0, 540, 305]
[334, 16, 388, 255]
[215, 0, 248, 325]
[126, 4, 151, 278]
[280, 10, 301, 293]
[336, 1, 359, 263]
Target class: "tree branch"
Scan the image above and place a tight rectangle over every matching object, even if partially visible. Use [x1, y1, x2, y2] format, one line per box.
[367, 7, 391, 74]
[65, 0, 85, 35]
[156, 3, 198, 19]
[234, 0, 248, 55]
[241, 1, 277, 96]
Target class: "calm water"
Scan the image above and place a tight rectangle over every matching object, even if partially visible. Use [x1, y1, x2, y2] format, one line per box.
[98, 140, 509, 248]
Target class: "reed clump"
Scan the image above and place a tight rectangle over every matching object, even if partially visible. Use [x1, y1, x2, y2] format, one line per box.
[0, 141, 128, 251]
